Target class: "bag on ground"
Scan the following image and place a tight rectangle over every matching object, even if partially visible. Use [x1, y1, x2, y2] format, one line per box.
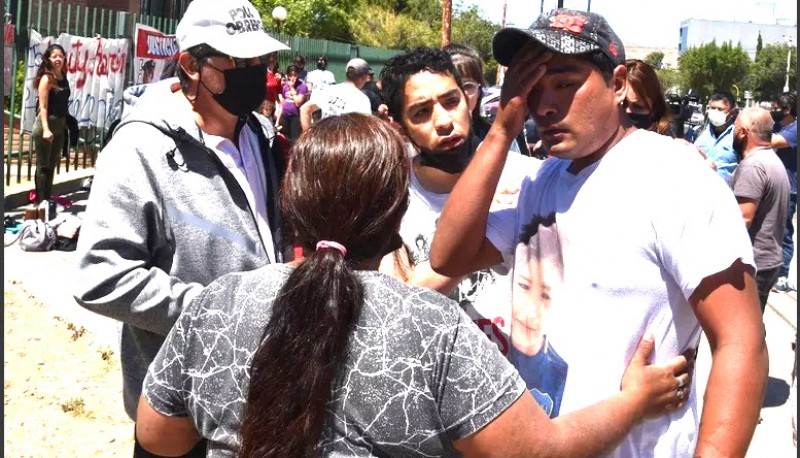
[19, 220, 56, 252]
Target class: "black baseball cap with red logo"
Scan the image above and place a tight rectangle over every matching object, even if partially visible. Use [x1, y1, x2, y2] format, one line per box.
[493, 8, 625, 68]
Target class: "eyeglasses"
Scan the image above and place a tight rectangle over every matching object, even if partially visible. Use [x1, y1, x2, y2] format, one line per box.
[462, 82, 480, 96]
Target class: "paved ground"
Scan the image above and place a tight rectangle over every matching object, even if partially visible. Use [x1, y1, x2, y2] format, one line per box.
[3, 186, 797, 455]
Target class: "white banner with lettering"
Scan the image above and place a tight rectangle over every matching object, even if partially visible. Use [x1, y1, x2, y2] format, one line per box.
[21, 29, 129, 132]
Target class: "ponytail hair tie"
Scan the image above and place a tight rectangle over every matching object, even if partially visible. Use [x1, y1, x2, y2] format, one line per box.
[316, 240, 347, 257]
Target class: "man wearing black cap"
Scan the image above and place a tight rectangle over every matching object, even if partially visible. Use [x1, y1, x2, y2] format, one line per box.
[431, 8, 767, 457]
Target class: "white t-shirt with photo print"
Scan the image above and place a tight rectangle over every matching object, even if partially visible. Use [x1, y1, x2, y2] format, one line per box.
[399, 152, 542, 356]
[486, 129, 755, 458]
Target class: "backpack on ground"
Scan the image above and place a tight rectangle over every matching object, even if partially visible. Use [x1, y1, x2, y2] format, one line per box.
[19, 219, 56, 252]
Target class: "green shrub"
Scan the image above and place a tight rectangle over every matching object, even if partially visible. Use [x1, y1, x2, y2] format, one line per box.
[3, 59, 26, 116]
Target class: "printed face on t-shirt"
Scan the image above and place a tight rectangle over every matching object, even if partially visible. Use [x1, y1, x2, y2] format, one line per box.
[512, 221, 564, 356]
[525, 53, 622, 162]
[399, 71, 472, 155]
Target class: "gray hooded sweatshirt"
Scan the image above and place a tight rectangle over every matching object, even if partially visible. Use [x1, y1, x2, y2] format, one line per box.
[74, 78, 286, 419]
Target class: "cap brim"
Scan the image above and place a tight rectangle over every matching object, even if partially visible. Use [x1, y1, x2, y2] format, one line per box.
[493, 28, 541, 66]
[213, 32, 290, 59]
[493, 27, 602, 66]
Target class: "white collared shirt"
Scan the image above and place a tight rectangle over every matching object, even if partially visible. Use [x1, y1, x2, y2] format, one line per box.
[203, 126, 275, 263]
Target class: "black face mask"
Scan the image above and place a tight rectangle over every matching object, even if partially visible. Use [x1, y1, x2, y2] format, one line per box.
[628, 112, 652, 130]
[417, 134, 479, 174]
[732, 133, 747, 160]
[771, 110, 786, 124]
[201, 63, 267, 117]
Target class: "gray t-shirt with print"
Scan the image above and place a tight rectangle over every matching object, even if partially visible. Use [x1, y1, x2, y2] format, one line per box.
[143, 264, 525, 457]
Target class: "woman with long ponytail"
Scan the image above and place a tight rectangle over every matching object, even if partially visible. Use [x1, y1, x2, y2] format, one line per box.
[135, 113, 693, 458]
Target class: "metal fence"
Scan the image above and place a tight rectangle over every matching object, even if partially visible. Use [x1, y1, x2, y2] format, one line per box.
[4, 0, 402, 187]
[271, 34, 401, 82]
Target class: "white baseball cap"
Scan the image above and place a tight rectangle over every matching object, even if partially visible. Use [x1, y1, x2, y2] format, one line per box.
[176, 0, 289, 59]
[346, 58, 373, 75]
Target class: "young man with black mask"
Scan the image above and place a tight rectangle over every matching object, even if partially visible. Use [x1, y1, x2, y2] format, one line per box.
[379, 47, 541, 355]
[305, 55, 336, 92]
[74, 0, 290, 435]
[694, 91, 739, 183]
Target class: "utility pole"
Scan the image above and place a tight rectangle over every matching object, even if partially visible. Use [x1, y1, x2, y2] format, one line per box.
[557, 0, 564, 7]
[496, 0, 508, 85]
[441, 0, 452, 48]
[540, 0, 545, 14]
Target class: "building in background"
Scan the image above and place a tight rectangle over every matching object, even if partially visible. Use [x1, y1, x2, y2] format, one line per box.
[679, 19, 796, 59]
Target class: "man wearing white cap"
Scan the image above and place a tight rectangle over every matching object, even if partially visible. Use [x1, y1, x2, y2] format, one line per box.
[74, 0, 290, 441]
[300, 57, 373, 131]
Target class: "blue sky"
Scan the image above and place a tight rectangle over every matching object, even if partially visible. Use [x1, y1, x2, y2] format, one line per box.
[459, 0, 797, 48]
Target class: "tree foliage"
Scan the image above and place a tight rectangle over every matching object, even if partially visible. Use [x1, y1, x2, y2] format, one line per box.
[644, 51, 664, 70]
[756, 32, 763, 58]
[656, 68, 681, 94]
[747, 43, 797, 101]
[251, 0, 358, 41]
[349, 1, 502, 83]
[349, 4, 438, 49]
[678, 41, 750, 102]
[451, 6, 502, 84]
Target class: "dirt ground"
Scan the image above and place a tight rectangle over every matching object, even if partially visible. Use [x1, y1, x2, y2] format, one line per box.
[3, 280, 134, 457]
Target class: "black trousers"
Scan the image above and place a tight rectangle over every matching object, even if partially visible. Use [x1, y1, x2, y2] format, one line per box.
[279, 113, 302, 142]
[755, 265, 781, 314]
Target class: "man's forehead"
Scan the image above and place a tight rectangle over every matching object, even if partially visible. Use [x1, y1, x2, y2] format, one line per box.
[403, 71, 459, 101]
[541, 53, 593, 74]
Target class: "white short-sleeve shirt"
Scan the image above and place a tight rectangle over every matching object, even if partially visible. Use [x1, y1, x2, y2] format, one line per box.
[487, 129, 755, 457]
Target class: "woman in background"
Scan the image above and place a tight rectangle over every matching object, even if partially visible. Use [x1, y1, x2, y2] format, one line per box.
[624, 59, 673, 136]
[277, 64, 309, 143]
[32, 44, 71, 204]
[135, 114, 693, 458]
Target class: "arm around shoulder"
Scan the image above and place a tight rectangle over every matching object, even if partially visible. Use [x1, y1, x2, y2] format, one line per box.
[429, 126, 516, 277]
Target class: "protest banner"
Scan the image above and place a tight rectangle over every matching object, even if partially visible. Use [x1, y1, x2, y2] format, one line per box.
[21, 29, 129, 132]
[133, 23, 178, 85]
